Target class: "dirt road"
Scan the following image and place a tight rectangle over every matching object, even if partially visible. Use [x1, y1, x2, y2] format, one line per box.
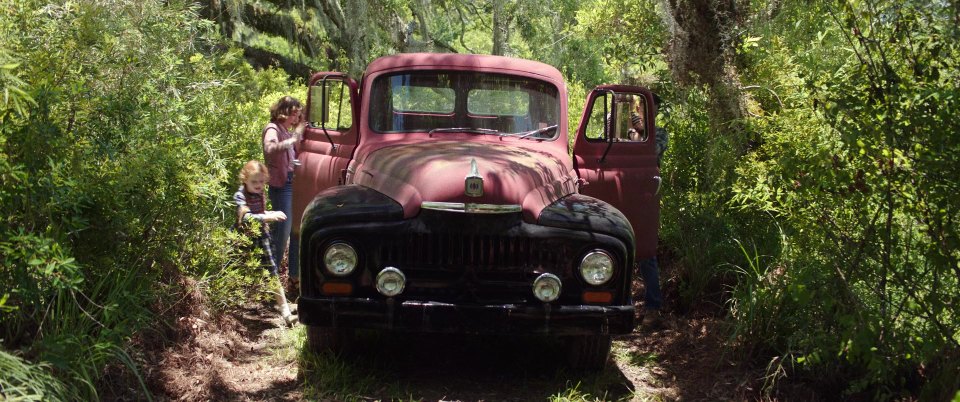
[137, 300, 779, 401]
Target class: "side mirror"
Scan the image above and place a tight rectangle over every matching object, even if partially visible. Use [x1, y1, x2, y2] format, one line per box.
[605, 92, 615, 142]
[307, 77, 353, 132]
[308, 84, 328, 127]
[611, 93, 647, 142]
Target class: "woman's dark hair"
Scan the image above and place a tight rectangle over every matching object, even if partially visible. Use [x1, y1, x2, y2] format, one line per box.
[269, 95, 302, 122]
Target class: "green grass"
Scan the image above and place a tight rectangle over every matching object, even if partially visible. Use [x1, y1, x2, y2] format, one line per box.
[549, 381, 611, 402]
[0, 350, 69, 401]
[299, 347, 408, 400]
[266, 326, 406, 400]
[285, 331, 643, 401]
[627, 352, 660, 368]
[263, 322, 303, 365]
[612, 340, 659, 369]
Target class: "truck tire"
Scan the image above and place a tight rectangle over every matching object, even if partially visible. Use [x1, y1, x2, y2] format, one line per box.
[566, 335, 612, 371]
[305, 325, 355, 355]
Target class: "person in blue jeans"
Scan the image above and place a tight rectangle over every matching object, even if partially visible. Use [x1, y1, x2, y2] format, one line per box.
[262, 96, 306, 287]
[640, 93, 668, 329]
[639, 258, 664, 327]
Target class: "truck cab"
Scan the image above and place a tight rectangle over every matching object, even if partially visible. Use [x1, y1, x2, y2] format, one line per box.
[293, 53, 660, 369]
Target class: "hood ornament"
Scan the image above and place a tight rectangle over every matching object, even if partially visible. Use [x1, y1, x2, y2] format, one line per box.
[465, 158, 484, 198]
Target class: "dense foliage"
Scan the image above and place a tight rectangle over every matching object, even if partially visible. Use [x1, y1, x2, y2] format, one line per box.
[1, 0, 958, 400]
[726, 1, 960, 398]
[0, 0, 302, 398]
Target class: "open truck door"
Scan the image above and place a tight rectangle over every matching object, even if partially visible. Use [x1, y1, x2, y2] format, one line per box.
[572, 85, 660, 260]
[292, 73, 359, 237]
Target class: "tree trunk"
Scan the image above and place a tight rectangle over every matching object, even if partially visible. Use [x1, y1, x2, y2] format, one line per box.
[413, 0, 431, 50]
[314, 0, 371, 77]
[661, 0, 749, 150]
[491, 0, 510, 55]
[405, 0, 455, 53]
[197, 0, 236, 42]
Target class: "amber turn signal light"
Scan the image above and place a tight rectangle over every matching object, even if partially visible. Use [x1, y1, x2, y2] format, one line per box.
[582, 291, 613, 304]
[321, 282, 353, 296]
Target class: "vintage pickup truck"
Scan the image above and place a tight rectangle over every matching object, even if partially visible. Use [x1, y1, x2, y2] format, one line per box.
[293, 53, 660, 369]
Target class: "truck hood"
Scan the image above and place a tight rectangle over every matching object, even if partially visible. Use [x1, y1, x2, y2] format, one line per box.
[351, 141, 577, 221]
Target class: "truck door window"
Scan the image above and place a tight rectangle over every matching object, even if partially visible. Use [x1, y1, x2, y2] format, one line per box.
[584, 92, 611, 141]
[583, 92, 647, 142]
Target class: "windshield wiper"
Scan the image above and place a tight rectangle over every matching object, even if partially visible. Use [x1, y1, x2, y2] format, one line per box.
[428, 125, 558, 139]
[509, 124, 558, 139]
[428, 127, 503, 136]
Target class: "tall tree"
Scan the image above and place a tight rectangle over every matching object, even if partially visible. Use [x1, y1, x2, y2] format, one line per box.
[491, 0, 511, 55]
[198, 0, 325, 80]
[571, 0, 664, 84]
[405, 0, 459, 53]
[199, 0, 413, 78]
[661, 0, 749, 149]
[312, 0, 372, 76]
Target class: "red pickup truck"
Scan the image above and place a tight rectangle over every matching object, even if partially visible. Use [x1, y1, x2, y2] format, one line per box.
[293, 53, 660, 369]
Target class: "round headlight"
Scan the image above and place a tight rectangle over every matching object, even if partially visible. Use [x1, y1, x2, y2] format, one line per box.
[532, 273, 562, 302]
[580, 250, 615, 285]
[376, 267, 406, 297]
[324, 242, 358, 276]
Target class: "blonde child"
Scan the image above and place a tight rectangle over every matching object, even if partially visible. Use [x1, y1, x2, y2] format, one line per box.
[234, 160, 297, 326]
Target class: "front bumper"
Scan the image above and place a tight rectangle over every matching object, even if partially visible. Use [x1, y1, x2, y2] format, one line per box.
[298, 296, 635, 336]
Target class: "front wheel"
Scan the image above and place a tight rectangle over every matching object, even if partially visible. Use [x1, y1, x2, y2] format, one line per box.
[565, 335, 612, 371]
[305, 325, 355, 355]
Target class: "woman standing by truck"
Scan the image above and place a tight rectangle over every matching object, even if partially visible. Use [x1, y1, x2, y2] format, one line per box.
[262, 95, 305, 288]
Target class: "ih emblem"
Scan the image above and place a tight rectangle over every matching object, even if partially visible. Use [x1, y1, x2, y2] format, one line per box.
[465, 158, 483, 198]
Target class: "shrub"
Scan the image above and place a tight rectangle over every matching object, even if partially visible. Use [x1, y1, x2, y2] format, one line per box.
[727, 0, 960, 397]
[0, 0, 302, 398]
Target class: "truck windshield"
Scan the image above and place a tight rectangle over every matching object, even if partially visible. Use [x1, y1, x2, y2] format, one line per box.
[369, 71, 560, 139]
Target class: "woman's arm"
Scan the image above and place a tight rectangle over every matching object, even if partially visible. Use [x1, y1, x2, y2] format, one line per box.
[263, 126, 298, 155]
[291, 122, 306, 153]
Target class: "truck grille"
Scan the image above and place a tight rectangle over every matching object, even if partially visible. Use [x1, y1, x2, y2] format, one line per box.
[375, 232, 577, 303]
[377, 233, 567, 272]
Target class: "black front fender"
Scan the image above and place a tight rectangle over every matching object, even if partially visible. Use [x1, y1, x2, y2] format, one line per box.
[301, 185, 404, 236]
[537, 194, 636, 264]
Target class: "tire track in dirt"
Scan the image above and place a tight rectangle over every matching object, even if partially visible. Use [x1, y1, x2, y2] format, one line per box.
[148, 303, 302, 401]
[124, 271, 801, 401]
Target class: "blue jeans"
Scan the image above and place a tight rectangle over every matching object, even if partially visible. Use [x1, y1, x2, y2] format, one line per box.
[639, 257, 662, 310]
[269, 172, 299, 279]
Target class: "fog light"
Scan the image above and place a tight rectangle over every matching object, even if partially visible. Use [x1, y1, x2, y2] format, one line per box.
[532, 273, 562, 302]
[376, 267, 406, 297]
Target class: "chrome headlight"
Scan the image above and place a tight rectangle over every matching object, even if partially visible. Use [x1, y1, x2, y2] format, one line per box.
[579, 250, 615, 285]
[323, 242, 358, 276]
[532, 273, 562, 302]
[376, 267, 406, 297]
